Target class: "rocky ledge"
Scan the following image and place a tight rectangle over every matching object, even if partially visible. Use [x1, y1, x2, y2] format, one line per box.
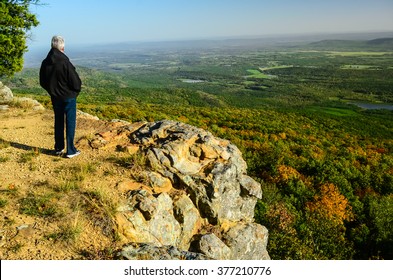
[87, 120, 269, 260]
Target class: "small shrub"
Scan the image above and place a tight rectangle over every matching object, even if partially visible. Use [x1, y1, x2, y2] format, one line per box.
[109, 153, 149, 183]
[84, 186, 118, 216]
[46, 223, 82, 243]
[55, 180, 81, 193]
[19, 149, 40, 163]
[69, 162, 98, 181]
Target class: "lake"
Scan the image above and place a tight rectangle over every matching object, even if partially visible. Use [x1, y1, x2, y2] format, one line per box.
[351, 103, 393, 111]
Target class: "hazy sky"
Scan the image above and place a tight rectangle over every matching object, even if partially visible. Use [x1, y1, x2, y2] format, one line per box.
[29, 0, 393, 47]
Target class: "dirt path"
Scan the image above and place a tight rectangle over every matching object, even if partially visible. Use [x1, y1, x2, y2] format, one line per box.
[0, 107, 130, 259]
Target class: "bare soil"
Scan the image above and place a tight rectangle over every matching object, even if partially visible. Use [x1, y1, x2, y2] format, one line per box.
[0, 107, 133, 259]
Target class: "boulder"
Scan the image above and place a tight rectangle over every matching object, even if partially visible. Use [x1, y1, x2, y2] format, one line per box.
[0, 82, 13, 104]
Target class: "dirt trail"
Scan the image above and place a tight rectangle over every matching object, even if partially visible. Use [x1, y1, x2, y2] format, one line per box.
[0, 107, 129, 259]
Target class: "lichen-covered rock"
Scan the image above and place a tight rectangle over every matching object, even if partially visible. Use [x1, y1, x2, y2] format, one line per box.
[173, 194, 203, 250]
[117, 243, 210, 260]
[147, 171, 173, 194]
[222, 222, 270, 260]
[196, 233, 232, 260]
[129, 190, 158, 220]
[148, 193, 182, 245]
[91, 119, 269, 260]
[130, 120, 261, 224]
[117, 191, 182, 246]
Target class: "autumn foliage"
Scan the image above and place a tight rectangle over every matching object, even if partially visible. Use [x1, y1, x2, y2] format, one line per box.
[307, 183, 353, 225]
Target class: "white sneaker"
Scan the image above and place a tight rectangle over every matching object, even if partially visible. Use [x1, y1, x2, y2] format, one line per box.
[66, 151, 81, 159]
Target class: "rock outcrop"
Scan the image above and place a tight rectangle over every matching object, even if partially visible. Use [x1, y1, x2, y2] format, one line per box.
[88, 120, 269, 260]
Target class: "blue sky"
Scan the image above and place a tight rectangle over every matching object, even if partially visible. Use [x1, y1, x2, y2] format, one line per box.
[29, 0, 393, 47]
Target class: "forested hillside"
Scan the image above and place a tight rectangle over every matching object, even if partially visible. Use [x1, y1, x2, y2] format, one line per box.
[5, 39, 393, 259]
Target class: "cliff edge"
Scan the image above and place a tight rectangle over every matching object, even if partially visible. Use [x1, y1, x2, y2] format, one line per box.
[0, 89, 269, 260]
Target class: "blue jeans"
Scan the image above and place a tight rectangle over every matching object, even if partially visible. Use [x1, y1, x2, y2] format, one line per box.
[51, 97, 78, 155]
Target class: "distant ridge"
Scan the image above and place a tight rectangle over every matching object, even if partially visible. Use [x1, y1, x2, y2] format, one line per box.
[308, 37, 393, 51]
[309, 39, 360, 47]
[367, 37, 393, 45]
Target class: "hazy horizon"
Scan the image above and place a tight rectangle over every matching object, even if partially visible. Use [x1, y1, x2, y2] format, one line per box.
[27, 31, 393, 51]
[27, 0, 393, 48]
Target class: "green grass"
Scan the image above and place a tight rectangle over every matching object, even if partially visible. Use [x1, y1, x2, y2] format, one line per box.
[19, 193, 59, 217]
[246, 69, 276, 79]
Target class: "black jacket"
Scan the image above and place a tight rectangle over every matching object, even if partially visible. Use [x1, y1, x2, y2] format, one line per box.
[39, 48, 82, 101]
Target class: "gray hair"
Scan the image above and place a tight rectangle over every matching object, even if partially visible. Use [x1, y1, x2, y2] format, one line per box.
[51, 35, 65, 51]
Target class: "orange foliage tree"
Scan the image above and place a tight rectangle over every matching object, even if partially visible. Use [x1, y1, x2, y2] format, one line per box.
[307, 183, 353, 225]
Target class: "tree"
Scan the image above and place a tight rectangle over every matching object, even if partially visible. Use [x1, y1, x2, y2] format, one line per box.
[0, 0, 39, 77]
[304, 183, 355, 259]
[307, 183, 353, 225]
